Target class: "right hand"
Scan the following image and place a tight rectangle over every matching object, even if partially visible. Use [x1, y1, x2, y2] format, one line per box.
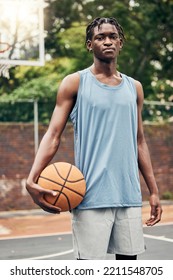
[26, 181, 61, 214]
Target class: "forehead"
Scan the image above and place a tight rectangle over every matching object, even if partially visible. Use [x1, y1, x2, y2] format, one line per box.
[93, 23, 119, 36]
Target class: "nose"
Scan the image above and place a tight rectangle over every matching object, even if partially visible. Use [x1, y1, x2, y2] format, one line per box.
[104, 36, 112, 45]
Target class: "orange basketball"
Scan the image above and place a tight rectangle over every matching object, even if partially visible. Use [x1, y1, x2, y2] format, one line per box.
[38, 162, 86, 212]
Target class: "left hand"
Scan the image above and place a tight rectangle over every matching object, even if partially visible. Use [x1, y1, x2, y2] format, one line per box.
[146, 193, 163, 226]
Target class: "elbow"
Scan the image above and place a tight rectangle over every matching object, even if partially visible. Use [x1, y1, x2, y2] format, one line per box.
[137, 132, 146, 148]
[49, 131, 61, 149]
[137, 133, 148, 160]
[52, 136, 61, 149]
[44, 130, 61, 150]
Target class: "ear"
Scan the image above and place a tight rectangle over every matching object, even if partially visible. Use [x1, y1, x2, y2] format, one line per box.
[118, 40, 123, 55]
[86, 40, 92, 52]
[119, 39, 123, 50]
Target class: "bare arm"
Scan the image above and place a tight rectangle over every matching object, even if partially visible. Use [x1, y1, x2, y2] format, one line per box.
[135, 80, 162, 226]
[26, 72, 79, 213]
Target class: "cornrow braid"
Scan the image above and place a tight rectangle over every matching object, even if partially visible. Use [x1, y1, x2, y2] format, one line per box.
[85, 17, 125, 46]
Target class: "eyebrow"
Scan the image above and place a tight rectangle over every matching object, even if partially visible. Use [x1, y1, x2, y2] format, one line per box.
[94, 32, 119, 37]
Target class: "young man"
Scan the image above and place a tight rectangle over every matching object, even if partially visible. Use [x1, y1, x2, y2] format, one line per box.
[26, 17, 162, 260]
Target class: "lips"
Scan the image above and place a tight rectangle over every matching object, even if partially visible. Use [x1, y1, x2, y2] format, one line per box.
[103, 48, 115, 52]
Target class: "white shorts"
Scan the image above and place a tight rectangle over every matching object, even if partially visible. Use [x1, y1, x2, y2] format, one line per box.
[72, 207, 145, 260]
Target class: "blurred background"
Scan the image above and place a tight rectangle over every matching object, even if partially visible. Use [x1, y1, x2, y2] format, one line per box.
[0, 0, 173, 211]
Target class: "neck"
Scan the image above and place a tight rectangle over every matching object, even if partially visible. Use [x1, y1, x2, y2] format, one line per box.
[92, 58, 118, 76]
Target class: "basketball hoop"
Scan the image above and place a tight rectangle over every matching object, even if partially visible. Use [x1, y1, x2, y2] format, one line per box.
[0, 64, 12, 79]
[0, 42, 12, 78]
[0, 0, 45, 78]
[0, 42, 11, 53]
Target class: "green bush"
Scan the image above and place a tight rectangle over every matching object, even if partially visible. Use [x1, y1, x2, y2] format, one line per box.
[162, 191, 173, 200]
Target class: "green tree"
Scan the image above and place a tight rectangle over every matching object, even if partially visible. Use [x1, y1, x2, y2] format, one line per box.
[45, 0, 173, 98]
[0, 0, 172, 122]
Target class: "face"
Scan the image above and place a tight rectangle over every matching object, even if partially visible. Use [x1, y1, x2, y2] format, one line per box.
[87, 23, 123, 62]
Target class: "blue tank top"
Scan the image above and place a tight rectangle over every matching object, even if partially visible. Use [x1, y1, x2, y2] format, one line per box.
[70, 68, 142, 209]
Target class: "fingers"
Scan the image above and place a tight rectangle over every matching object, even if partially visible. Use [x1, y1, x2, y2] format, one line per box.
[37, 189, 62, 214]
[26, 182, 61, 214]
[40, 201, 61, 214]
[146, 204, 163, 226]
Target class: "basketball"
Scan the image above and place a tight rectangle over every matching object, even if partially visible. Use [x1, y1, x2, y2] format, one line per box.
[37, 162, 86, 212]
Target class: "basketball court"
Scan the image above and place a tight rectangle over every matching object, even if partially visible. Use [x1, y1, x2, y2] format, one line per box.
[0, 224, 173, 260]
[0, 0, 172, 263]
[0, 203, 173, 260]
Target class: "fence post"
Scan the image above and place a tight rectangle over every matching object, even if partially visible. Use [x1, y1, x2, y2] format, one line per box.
[34, 99, 39, 154]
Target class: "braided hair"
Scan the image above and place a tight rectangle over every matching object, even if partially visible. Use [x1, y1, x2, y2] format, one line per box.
[85, 17, 125, 46]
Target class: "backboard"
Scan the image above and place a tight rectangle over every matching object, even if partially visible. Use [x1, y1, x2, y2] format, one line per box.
[0, 0, 45, 66]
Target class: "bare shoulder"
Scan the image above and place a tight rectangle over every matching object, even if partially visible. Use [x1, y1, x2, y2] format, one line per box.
[58, 72, 80, 98]
[133, 79, 143, 93]
[133, 79, 144, 107]
[62, 72, 80, 85]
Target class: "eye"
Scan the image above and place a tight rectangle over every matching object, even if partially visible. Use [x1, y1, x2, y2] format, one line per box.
[96, 36, 104, 41]
[95, 34, 104, 41]
[111, 34, 119, 40]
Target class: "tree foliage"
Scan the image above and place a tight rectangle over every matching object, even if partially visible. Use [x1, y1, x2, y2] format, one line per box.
[0, 0, 172, 122]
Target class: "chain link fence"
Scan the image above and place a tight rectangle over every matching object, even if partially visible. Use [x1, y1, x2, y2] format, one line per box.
[1, 99, 173, 122]
[143, 100, 173, 123]
[0, 99, 173, 210]
[0, 99, 173, 154]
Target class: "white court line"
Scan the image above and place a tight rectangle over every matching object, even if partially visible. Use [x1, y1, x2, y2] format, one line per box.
[144, 234, 173, 243]
[0, 222, 172, 241]
[0, 231, 72, 241]
[143, 221, 173, 228]
[18, 249, 74, 260]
